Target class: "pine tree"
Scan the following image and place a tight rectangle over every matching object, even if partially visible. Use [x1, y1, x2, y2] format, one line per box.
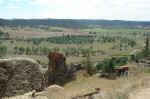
[102, 58, 114, 74]
[145, 36, 149, 51]
[84, 52, 96, 75]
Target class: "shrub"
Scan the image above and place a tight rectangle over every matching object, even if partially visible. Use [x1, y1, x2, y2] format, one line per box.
[112, 56, 128, 66]
[97, 55, 128, 71]
[25, 47, 32, 55]
[32, 38, 42, 45]
[134, 49, 150, 62]
[83, 54, 96, 75]
[18, 47, 25, 55]
[144, 36, 149, 51]
[0, 45, 7, 56]
[96, 62, 105, 70]
[102, 58, 115, 74]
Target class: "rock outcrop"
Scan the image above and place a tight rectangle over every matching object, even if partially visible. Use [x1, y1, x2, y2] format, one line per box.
[46, 52, 67, 85]
[0, 57, 43, 97]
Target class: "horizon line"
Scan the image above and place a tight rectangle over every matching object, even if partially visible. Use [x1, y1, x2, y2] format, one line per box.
[1, 18, 150, 22]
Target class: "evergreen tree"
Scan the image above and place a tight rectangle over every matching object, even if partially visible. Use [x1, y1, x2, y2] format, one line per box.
[84, 52, 96, 75]
[145, 36, 149, 51]
[102, 58, 114, 74]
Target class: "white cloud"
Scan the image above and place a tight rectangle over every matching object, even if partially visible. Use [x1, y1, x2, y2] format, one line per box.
[32, 0, 50, 5]
[0, 0, 3, 4]
[13, 0, 24, 2]
[2, 0, 150, 20]
[7, 4, 21, 8]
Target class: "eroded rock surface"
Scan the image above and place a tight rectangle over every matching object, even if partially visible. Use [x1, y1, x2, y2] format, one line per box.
[46, 52, 67, 85]
[0, 57, 43, 97]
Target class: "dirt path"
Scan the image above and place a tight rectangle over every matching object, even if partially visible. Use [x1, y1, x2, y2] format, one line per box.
[130, 88, 150, 99]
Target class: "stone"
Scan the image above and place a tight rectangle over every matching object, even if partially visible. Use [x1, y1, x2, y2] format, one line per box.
[0, 57, 43, 97]
[46, 52, 67, 85]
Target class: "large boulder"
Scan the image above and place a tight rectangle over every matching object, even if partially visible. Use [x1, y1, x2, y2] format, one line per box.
[0, 57, 43, 97]
[47, 52, 67, 85]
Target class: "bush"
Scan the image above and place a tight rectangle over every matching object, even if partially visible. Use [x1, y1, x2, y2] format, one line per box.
[0, 45, 7, 56]
[18, 47, 25, 54]
[83, 54, 96, 75]
[25, 47, 32, 55]
[102, 58, 115, 74]
[32, 38, 42, 45]
[133, 49, 150, 62]
[96, 55, 128, 71]
[112, 56, 128, 66]
[96, 62, 105, 70]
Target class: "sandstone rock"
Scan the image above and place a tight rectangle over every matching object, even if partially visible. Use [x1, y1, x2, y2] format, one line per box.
[0, 57, 43, 97]
[46, 52, 67, 85]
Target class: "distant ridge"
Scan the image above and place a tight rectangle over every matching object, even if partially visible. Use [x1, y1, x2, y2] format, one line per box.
[0, 19, 12, 26]
[0, 18, 150, 28]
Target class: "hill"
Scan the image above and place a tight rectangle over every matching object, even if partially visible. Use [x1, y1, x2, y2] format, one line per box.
[0, 19, 12, 26]
[0, 18, 150, 29]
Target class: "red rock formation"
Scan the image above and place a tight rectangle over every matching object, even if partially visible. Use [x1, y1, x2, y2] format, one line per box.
[46, 52, 67, 85]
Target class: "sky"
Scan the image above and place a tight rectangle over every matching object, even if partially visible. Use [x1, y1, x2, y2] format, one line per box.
[0, 0, 150, 21]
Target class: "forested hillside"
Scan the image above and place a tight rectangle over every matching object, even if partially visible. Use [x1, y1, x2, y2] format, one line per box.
[1, 18, 150, 29]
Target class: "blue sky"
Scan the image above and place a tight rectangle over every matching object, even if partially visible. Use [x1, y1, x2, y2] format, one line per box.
[0, 0, 150, 21]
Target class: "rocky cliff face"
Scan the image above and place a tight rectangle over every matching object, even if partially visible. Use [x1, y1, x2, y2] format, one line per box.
[0, 57, 43, 97]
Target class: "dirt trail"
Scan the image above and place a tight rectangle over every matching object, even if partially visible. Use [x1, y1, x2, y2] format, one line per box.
[130, 88, 150, 99]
